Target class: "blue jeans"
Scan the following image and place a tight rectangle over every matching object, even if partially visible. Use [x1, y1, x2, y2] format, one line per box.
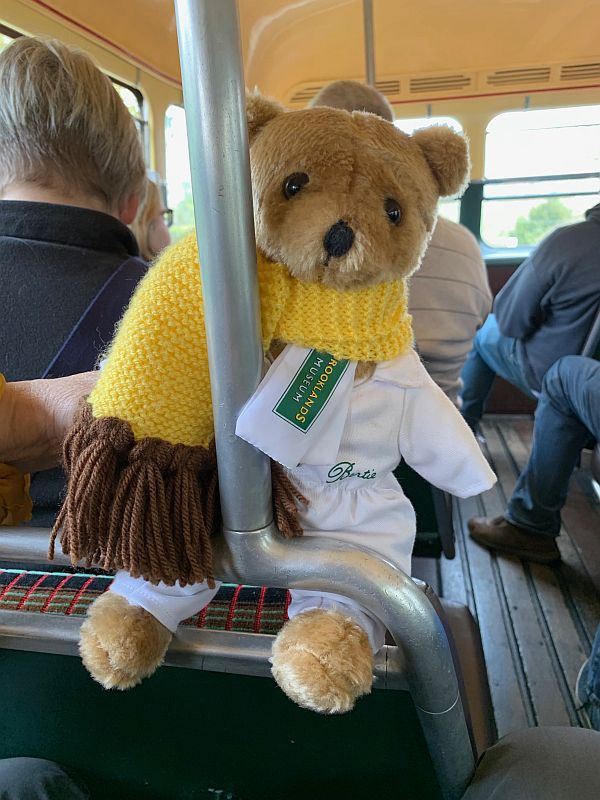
[506, 355, 600, 538]
[460, 315, 536, 430]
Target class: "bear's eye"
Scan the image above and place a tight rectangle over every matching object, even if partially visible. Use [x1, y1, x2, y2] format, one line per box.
[385, 198, 402, 224]
[283, 172, 309, 199]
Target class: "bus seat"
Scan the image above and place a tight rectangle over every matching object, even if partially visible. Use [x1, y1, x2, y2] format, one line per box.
[423, 585, 496, 756]
[592, 443, 600, 483]
[0, 562, 496, 760]
[0, 526, 485, 798]
[581, 302, 600, 360]
[578, 308, 600, 482]
[590, 443, 600, 504]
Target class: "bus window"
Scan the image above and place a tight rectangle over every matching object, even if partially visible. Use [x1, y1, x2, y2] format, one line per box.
[165, 104, 195, 242]
[395, 116, 462, 223]
[112, 80, 148, 165]
[0, 32, 14, 52]
[482, 106, 600, 249]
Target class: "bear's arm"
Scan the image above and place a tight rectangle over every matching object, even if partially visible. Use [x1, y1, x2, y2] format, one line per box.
[397, 378, 496, 499]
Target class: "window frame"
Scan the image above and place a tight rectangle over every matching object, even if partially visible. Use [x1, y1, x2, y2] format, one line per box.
[478, 105, 600, 254]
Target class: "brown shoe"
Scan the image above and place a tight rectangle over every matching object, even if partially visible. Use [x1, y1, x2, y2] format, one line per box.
[467, 515, 560, 564]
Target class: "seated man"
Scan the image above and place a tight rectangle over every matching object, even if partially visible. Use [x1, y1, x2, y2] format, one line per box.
[0, 37, 147, 524]
[468, 354, 600, 727]
[469, 355, 598, 560]
[310, 80, 492, 406]
[460, 207, 600, 431]
[409, 218, 491, 406]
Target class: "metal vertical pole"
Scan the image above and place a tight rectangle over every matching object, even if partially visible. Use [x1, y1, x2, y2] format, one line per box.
[363, 0, 375, 86]
[174, 0, 272, 533]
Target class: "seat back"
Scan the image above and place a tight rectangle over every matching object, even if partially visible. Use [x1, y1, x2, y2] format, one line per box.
[591, 443, 600, 484]
[581, 303, 600, 360]
[0, 558, 496, 797]
[0, 647, 442, 800]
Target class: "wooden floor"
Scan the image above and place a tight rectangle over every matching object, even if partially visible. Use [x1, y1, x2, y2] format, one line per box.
[436, 415, 600, 738]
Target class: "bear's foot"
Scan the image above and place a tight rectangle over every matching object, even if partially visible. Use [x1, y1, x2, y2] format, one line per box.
[271, 608, 374, 714]
[80, 592, 172, 690]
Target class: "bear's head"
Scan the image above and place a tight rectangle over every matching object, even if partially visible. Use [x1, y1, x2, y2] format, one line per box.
[247, 91, 470, 290]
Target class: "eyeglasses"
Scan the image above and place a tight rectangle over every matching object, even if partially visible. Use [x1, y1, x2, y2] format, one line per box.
[161, 208, 174, 228]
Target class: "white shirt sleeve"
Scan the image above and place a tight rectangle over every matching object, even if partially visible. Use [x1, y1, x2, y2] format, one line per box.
[398, 374, 497, 498]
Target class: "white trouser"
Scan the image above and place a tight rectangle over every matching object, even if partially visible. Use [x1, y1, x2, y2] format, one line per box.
[109, 572, 386, 652]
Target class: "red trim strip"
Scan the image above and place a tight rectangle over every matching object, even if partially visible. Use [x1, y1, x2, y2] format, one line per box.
[65, 576, 94, 615]
[253, 586, 267, 633]
[284, 590, 292, 621]
[41, 573, 72, 613]
[390, 82, 600, 107]
[28, 0, 181, 87]
[0, 572, 26, 601]
[195, 604, 209, 629]
[16, 574, 48, 611]
[225, 585, 244, 631]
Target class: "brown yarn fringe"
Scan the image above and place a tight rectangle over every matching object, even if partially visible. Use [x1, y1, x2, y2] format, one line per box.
[271, 461, 309, 539]
[50, 405, 220, 587]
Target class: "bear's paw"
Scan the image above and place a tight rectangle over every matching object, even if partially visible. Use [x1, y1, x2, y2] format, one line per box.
[79, 592, 172, 690]
[271, 608, 374, 714]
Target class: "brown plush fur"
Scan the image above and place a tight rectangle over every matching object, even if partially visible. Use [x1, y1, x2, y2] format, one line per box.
[271, 609, 374, 714]
[248, 93, 469, 290]
[80, 592, 172, 690]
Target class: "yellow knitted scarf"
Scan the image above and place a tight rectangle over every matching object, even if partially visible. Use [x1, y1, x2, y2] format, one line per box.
[91, 234, 412, 447]
[53, 234, 413, 585]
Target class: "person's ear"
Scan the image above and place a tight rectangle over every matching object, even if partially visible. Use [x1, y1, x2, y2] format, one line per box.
[118, 192, 140, 225]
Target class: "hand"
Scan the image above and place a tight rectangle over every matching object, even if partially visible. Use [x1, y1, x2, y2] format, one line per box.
[1, 372, 98, 473]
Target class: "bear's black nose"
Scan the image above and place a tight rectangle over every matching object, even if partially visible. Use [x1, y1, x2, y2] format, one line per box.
[323, 221, 355, 258]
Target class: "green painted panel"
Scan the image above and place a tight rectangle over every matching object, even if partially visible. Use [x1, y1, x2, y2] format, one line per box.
[0, 649, 442, 800]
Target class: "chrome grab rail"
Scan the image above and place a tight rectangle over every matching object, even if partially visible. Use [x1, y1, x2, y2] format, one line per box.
[174, 0, 271, 534]
[0, 610, 406, 690]
[0, 528, 71, 565]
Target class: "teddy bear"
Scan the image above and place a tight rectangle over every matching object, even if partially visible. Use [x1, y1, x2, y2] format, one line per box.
[51, 91, 496, 713]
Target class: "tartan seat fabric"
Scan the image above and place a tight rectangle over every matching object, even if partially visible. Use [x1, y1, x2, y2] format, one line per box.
[0, 567, 290, 635]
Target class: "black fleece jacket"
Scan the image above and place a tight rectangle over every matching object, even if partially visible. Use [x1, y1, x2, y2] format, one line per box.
[495, 203, 600, 391]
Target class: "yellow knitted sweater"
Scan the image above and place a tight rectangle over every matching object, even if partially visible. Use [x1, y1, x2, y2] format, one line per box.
[91, 234, 413, 448]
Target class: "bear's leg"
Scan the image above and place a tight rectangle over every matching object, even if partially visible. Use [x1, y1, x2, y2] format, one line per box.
[271, 591, 385, 714]
[80, 573, 221, 689]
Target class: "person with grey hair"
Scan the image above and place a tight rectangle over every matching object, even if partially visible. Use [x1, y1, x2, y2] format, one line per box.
[0, 36, 147, 525]
[310, 80, 492, 407]
[310, 79, 396, 120]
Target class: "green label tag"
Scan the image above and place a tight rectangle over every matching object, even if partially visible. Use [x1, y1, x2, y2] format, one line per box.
[273, 350, 350, 433]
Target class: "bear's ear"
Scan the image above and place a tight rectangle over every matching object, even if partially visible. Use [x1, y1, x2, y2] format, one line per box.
[412, 126, 470, 197]
[246, 89, 285, 144]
